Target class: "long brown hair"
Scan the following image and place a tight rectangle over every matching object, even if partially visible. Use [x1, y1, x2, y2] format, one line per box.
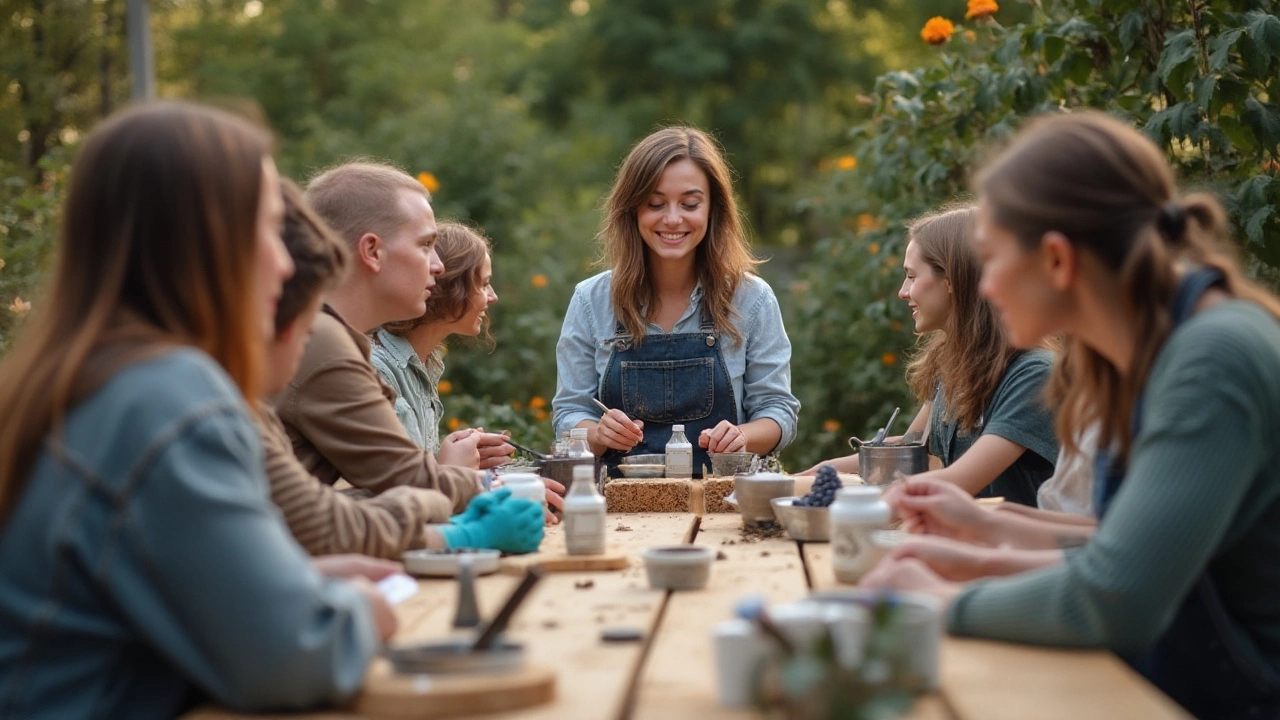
[904, 206, 1018, 430]
[601, 127, 759, 346]
[383, 222, 494, 343]
[0, 101, 273, 521]
[976, 111, 1280, 459]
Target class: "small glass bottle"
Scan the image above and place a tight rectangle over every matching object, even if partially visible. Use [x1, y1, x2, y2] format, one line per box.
[552, 430, 570, 458]
[830, 486, 891, 583]
[567, 428, 593, 458]
[564, 464, 606, 555]
[664, 424, 693, 479]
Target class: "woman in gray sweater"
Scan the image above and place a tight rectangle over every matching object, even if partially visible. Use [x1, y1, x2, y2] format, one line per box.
[864, 112, 1280, 719]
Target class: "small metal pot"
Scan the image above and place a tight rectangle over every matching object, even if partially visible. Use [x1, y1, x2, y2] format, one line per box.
[856, 443, 928, 486]
[533, 457, 598, 491]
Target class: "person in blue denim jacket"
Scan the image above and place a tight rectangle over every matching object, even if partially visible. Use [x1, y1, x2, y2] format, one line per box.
[0, 103, 389, 719]
[553, 127, 800, 477]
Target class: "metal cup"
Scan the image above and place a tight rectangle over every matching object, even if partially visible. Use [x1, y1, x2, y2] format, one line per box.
[857, 443, 928, 486]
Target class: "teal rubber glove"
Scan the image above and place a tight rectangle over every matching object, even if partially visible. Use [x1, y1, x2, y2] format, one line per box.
[439, 489, 545, 553]
[448, 489, 501, 526]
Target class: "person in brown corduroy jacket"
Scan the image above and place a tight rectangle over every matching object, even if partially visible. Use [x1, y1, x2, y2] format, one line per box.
[259, 180, 457, 557]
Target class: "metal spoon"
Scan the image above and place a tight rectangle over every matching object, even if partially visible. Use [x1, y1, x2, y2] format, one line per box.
[503, 436, 549, 461]
[452, 555, 480, 629]
[869, 406, 902, 446]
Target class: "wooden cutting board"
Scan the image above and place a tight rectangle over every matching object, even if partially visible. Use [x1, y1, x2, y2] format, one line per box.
[354, 660, 555, 718]
[498, 548, 629, 574]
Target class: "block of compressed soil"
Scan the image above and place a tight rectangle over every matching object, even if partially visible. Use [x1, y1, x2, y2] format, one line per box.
[605, 477, 692, 513]
[701, 477, 736, 514]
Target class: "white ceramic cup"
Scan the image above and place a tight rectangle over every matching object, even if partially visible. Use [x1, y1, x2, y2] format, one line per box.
[500, 472, 546, 509]
[712, 619, 772, 707]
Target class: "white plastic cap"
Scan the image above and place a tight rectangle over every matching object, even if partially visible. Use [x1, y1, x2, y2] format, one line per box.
[570, 428, 588, 438]
[673, 424, 685, 431]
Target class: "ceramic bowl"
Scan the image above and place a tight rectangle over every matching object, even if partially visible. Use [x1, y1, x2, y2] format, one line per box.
[401, 548, 501, 577]
[770, 497, 831, 542]
[709, 452, 756, 477]
[641, 545, 715, 590]
[384, 639, 524, 675]
[732, 472, 795, 528]
[618, 463, 665, 478]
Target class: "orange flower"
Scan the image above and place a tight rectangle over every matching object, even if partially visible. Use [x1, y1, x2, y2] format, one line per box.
[417, 171, 440, 193]
[890, 320, 904, 331]
[868, 242, 881, 256]
[881, 352, 897, 366]
[438, 380, 453, 395]
[511, 401, 524, 411]
[446, 417, 461, 431]
[529, 396, 547, 409]
[921, 17, 955, 45]
[530, 274, 548, 288]
[836, 156, 857, 171]
[965, 0, 998, 20]
[855, 213, 881, 233]
[8, 296, 31, 317]
[885, 254, 900, 268]
[533, 408, 549, 421]
[822, 419, 841, 433]
[963, 30, 978, 42]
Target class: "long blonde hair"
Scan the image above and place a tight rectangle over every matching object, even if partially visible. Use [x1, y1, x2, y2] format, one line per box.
[0, 102, 273, 522]
[977, 111, 1280, 460]
[601, 127, 759, 346]
[904, 206, 1019, 430]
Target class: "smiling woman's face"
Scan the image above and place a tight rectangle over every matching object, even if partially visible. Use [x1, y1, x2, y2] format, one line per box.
[897, 240, 951, 334]
[635, 158, 710, 265]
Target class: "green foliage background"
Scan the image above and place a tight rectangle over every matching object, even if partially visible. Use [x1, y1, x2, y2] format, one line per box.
[2, 0, 1277, 468]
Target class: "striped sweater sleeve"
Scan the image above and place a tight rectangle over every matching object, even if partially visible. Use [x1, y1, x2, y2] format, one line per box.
[948, 307, 1275, 653]
[257, 406, 454, 559]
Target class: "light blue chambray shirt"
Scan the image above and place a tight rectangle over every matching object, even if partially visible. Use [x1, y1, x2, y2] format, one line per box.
[553, 271, 801, 452]
[369, 328, 445, 454]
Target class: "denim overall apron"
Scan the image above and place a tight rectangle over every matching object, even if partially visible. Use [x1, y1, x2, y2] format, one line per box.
[598, 305, 739, 478]
[1094, 268, 1280, 719]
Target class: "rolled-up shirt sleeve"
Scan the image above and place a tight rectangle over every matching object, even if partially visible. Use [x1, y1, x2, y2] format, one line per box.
[553, 287, 604, 435]
[741, 282, 801, 450]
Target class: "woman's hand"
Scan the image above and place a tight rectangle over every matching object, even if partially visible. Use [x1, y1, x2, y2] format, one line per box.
[886, 535, 1003, 582]
[541, 477, 565, 524]
[312, 554, 403, 581]
[472, 429, 515, 470]
[589, 410, 644, 452]
[859, 557, 963, 610]
[438, 428, 482, 468]
[885, 475, 999, 545]
[698, 420, 747, 453]
[347, 577, 399, 641]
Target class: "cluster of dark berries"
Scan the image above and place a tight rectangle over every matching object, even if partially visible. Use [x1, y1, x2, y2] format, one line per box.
[793, 465, 841, 507]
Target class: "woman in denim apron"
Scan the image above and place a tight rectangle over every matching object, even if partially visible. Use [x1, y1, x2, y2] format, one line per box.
[553, 127, 801, 477]
[861, 113, 1280, 719]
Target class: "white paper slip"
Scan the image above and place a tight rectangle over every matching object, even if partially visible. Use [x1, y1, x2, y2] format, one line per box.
[376, 573, 419, 606]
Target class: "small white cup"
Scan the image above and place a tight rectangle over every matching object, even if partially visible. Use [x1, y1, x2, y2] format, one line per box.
[500, 472, 546, 509]
[712, 619, 772, 707]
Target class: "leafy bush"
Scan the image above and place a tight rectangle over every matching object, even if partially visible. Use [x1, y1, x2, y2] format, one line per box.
[0, 153, 67, 355]
[783, 0, 1280, 469]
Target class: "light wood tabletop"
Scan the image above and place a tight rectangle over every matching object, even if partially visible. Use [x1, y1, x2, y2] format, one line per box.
[185, 512, 1190, 720]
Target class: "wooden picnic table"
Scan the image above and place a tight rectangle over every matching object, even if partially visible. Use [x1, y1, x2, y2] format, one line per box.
[186, 511, 1190, 720]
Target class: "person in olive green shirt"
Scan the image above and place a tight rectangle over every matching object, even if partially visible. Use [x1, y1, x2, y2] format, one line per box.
[864, 113, 1280, 719]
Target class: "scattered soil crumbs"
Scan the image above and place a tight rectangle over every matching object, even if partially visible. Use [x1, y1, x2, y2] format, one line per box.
[715, 551, 728, 561]
[760, 551, 771, 557]
[574, 580, 595, 589]
[541, 620, 559, 629]
[615, 524, 633, 532]
[739, 521, 784, 541]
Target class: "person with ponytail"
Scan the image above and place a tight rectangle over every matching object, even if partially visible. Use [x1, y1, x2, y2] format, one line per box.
[805, 206, 1059, 507]
[864, 112, 1280, 719]
[0, 103, 390, 718]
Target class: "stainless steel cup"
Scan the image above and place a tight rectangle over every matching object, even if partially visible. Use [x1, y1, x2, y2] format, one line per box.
[857, 444, 928, 486]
